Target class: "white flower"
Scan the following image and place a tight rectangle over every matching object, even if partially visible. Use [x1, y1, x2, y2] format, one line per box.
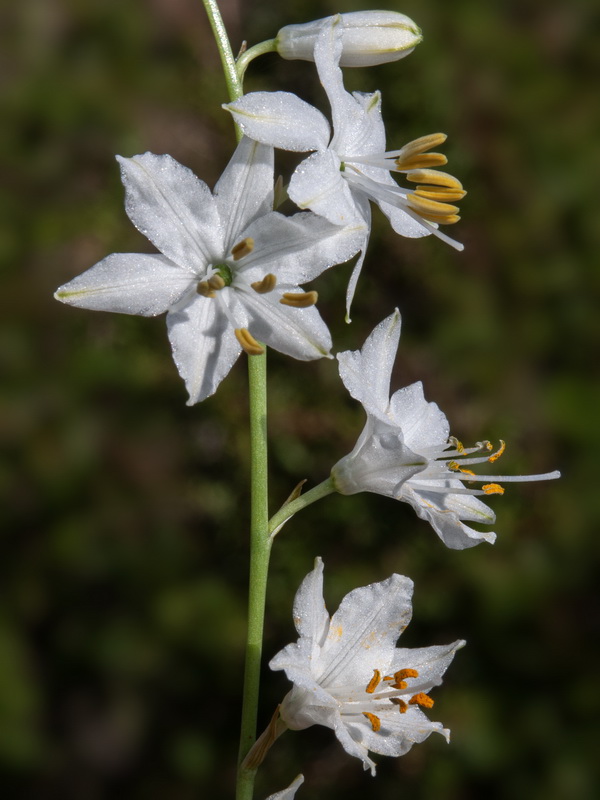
[271, 557, 464, 775]
[276, 11, 422, 67]
[226, 16, 465, 317]
[265, 774, 304, 800]
[331, 310, 561, 549]
[54, 137, 364, 404]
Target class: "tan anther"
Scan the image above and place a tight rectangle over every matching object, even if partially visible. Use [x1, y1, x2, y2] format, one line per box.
[234, 328, 265, 356]
[197, 281, 216, 298]
[251, 273, 277, 294]
[362, 712, 382, 732]
[207, 274, 226, 291]
[399, 132, 448, 158]
[366, 669, 382, 694]
[483, 483, 505, 495]
[409, 692, 434, 709]
[407, 194, 460, 218]
[231, 237, 255, 261]
[488, 439, 506, 463]
[280, 291, 318, 308]
[415, 211, 461, 225]
[391, 698, 408, 713]
[395, 668, 419, 681]
[395, 152, 448, 171]
[406, 169, 464, 191]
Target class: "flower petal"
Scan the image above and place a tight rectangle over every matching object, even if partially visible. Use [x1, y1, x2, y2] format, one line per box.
[225, 92, 331, 152]
[292, 556, 330, 644]
[240, 285, 332, 361]
[337, 309, 402, 418]
[54, 253, 193, 316]
[117, 153, 222, 268]
[288, 151, 363, 227]
[389, 382, 450, 450]
[238, 210, 365, 284]
[316, 573, 413, 689]
[389, 640, 466, 687]
[214, 136, 275, 251]
[265, 774, 304, 800]
[166, 296, 242, 405]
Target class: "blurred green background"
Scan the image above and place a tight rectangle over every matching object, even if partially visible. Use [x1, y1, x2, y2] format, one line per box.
[1, 0, 598, 797]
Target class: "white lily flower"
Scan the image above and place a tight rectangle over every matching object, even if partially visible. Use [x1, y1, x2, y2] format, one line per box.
[265, 774, 304, 800]
[54, 137, 364, 404]
[331, 310, 561, 549]
[226, 16, 465, 317]
[276, 11, 422, 67]
[271, 557, 464, 775]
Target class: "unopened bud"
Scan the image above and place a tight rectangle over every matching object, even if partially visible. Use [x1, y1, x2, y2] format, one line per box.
[275, 11, 422, 68]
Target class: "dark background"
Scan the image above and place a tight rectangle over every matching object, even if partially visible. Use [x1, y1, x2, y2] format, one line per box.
[1, 0, 598, 797]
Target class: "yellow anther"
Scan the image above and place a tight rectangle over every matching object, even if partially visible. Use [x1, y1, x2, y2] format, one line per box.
[459, 468, 476, 478]
[251, 273, 277, 294]
[207, 274, 226, 291]
[409, 692, 434, 709]
[395, 152, 448, 171]
[392, 679, 408, 690]
[483, 483, 505, 495]
[415, 186, 467, 202]
[197, 281, 216, 298]
[488, 440, 506, 463]
[415, 211, 461, 225]
[448, 461, 460, 472]
[362, 712, 381, 732]
[231, 237, 255, 261]
[483, 441, 493, 451]
[279, 291, 318, 308]
[399, 132, 448, 158]
[407, 194, 460, 218]
[365, 669, 382, 694]
[234, 328, 264, 356]
[449, 436, 465, 454]
[391, 698, 408, 713]
[395, 668, 419, 681]
[406, 169, 464, 191]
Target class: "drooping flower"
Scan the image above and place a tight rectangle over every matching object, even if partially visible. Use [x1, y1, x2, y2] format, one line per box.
[54, 137, 364, 404]
[271, 557, 464, 775]
[226, 16, 465, 317]
[265, 774, 304, 800]
[331, 310, 561, 549]
[276, 11, 422, 67]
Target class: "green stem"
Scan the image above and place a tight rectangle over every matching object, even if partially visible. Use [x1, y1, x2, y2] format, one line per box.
[200, 3, 271, 799]
[236, 38, 278, 83]
[269, 477, 336, 538]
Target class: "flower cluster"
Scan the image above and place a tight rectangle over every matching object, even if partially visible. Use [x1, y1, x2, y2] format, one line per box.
[53, 7, 560, 794]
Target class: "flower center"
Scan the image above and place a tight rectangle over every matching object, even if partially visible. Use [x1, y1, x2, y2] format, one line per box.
[360, 667, 434, 731]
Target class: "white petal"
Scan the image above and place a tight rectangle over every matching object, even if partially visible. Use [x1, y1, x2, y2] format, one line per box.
[354, 705, 448, 759]
[225, 92, 331, 152]
[291, 556, 329, 644]
[389, 640, 466, 687]
[343, 197, 371, 321]
[378, 194, 433, 238]
[214, 136, 274, 251]
[166, 296, 241, 404]
[330, 710, 378, 775]
[265, 774, 304, 800]
[289, 151, 363, 227]
[337, 309, 402, 417]
[117, 153, 222, 268]
[238, 211, 365, 284]
[389, 382, 450, 451]
[239, 285, 332, 361]
[315, 573, 413, 688]
[54, 253, 193, 316]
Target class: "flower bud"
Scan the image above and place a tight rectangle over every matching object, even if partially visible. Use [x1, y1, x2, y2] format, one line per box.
[275, 11, 422, 68]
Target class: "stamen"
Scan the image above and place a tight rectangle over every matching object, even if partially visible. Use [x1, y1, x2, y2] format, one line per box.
[397, 133, 448, 159]
[395, 152, 448, 171]
[234, 328, 264, 356]
[365, 669, 382, 694]
[483, 483, 505, 495]
[394, 668, 419, 681]
[231, 237, 255, 261]
[280, 291, 318, 308]
[251, 273, 277, 294]
[415, 187, 467, 202]
[207, 274, 226, 291]
[197, 281, 216, 298]
[449, 436, 465, 454]
[488, 440, 506, 463]
[362, 712, 382, 732]
[416, 211, 461, 225]
[391, 698, 408, 713]
[406, 169, 464, 191]
[409, 692, 434, 709]
[407, 194, 460, 218]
